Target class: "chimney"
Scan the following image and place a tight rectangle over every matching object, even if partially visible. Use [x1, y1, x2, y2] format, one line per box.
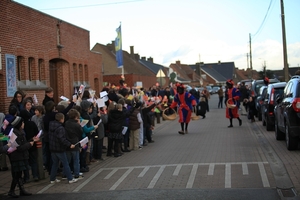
[134, 54, 140, 60]
[176, 60, 181, 65]
[141, 56, 146, 60]
[130, 46, 134, 59]
[147, 57, 153, 63]
[218, 60, 221, 65]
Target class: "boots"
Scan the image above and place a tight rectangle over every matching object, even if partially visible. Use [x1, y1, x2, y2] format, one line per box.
[8, 179, 18, 198]
[18, 179, 32, 196]
[86, 152, 90, 165]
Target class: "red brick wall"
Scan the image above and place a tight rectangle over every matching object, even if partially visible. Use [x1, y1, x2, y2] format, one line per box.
[0, 1, 102, 113]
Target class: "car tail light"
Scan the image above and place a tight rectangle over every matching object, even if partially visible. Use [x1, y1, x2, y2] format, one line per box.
[292, 98, 300, 112]
[270, 88, 274, 105]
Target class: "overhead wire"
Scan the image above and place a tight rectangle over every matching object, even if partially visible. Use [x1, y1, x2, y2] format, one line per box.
[40, 0, 144, 10]
[252, 0, 277, 41]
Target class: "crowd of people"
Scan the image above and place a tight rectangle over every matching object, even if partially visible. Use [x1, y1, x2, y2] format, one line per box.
[0, 80, 195, 197]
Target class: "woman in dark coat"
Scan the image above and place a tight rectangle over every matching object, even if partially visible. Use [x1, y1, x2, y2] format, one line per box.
[108, 103, 126, 157]
[7, 116, 38, 198]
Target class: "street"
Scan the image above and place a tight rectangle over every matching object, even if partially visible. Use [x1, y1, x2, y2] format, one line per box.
[1, 94, 300, 200]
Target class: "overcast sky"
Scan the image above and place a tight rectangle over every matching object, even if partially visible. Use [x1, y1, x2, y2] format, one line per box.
[14, 0, 300, 71]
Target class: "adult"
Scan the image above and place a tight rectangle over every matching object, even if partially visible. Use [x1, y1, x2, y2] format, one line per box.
[169, 83, 196, 134]
[42, 87, 55, 106]
[8, 116, 38, 197]
[239, 82, 249, 115]
[224, 80, 242, 128]
[10, 90, 26, 115]
[217, 87, 224, 108]
[201, 86, 210, 112]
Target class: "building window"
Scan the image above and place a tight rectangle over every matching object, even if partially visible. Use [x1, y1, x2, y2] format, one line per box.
[78, 64, 83, 82]
[17, 56, 23, 81]
[38, 59, 44, 81]
[73, 63, 78, 82]
[84, 65, 88, 82]
[28, 57, 34, 81]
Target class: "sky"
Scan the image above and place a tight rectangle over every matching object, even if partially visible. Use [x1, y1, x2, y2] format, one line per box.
[14, 0, 300, 71]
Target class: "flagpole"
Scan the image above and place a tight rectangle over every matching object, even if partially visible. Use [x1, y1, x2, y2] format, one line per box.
[120, 22, 124, 81]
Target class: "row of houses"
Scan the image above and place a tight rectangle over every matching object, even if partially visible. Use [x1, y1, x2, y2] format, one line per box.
[1, 1, 295, 113]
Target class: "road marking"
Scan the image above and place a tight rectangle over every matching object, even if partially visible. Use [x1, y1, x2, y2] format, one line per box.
[186, 164, 198, 188]
[37, 184, 54, 194]
[104, 168, 118, 179]
[208, 163, 215, 175]
[147, 165, 166, 189]
[138, 166, 150, 177]
[242, 162, 249, 175]
[173, 164, 182, 176]
[258, 162, 270, 187]
[109, 168, 134, 190]
[73, 168, 104, 192]
[225, 163, 231, 188]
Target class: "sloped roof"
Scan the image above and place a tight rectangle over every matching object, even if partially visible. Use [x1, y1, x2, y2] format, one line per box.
[170, 61, 200, 81]
[91, 43, 154, 76]
[190, 62, 235, 82]
[139, 59, 168, 75]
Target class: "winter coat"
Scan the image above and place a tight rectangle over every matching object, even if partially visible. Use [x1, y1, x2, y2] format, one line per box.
[142, 104, 156, 128]
[8, 128, 31, 162]
[65, 118, 83, 151]
[129, 108, 141, 131]
[108, 109, 126, 134]
[93, 112, 108, 140]
[48, 120, 71, 153]
[23, 121, 39, 152]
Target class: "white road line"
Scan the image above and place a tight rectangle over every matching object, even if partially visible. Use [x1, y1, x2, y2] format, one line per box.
[208, 163, 215, 175]
[104, 168, 118, 179]
[37, 183, 54, 194]
[109, 168, 134, 190]
[138, 166, 150, 177]
[258, 162, 270, 187]
[73, 168, 104, 192]
[173, 164, 182, 176]
[225, 163, 231, 188]
[147, 165, 166, 189]
[186, 164, 198, 188]
[242, 162, 248, 175]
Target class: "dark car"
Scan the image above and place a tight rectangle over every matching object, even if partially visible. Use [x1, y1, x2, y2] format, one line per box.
[261, 82, 286, 131]
[274, 75, 300, 150]
[252, 78, 279, 119]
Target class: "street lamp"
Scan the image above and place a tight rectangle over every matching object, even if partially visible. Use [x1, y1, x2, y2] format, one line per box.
[156, 68, 165, 87]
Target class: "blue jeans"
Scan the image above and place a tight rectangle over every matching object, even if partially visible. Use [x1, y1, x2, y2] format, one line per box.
[66, 151, 80, 177]
[50, 152, 73, 181]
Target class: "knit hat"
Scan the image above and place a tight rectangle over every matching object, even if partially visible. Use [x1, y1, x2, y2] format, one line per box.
[11, 116, 23, 129]
[80, 100, 92, 111]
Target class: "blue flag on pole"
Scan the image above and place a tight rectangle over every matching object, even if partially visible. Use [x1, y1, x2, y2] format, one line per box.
[115, 25, 123, 68]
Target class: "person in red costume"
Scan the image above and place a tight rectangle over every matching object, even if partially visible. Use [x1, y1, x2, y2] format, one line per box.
[169, 83, 197, 134]
[225, 79, 242, 128]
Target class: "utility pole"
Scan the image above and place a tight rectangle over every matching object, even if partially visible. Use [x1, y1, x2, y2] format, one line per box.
[249, 33, 253, 79]
[280, 0, 289, 82]
[263, 61, 266, 77]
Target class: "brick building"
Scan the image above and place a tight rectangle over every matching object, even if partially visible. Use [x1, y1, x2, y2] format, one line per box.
[0, 1, 102, 113]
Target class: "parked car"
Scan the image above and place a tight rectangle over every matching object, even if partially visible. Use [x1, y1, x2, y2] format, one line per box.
[212, 86, 220, 94]
[252, 78, 279, 119]
[261, 82, 286, 131]
[206, 86, 213, 95]
[274, 75, 300, 150]
[256, 86, 268, 121]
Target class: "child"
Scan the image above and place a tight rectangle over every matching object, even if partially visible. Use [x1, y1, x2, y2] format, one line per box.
[8, 116, 38, 197]
[65, 109, 83, 179]
[48, 113, 78, 184]
[243, 96, 256, 122]
[31, 105, 45, 131]
[92, 106, 108, 160]
[196, 97, 208, 119]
